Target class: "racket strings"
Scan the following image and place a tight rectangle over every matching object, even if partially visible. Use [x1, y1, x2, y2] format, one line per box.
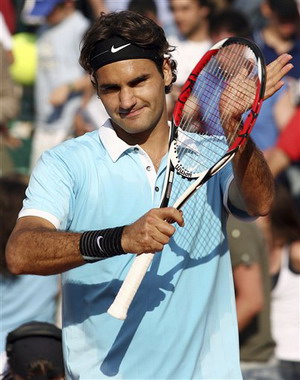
[177, 43, 259, 174]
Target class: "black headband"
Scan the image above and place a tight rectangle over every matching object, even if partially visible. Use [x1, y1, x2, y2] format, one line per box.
[90, 36, 162, 71]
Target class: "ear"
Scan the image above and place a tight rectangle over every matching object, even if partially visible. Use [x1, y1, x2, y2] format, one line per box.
[260, 2, 272, 19]
[199, 6, 210, 19]
[162, 59, 173, 87]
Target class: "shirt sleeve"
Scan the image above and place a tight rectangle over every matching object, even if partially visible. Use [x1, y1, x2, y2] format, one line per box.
[220, 162, 253, 220]
[19, 146, 75, 230]
[227, 215, 263, 268]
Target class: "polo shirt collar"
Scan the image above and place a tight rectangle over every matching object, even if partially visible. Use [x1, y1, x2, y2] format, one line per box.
[98, 119, 134, 162]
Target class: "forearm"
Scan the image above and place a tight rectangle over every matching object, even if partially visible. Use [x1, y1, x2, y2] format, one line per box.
[233, 264, 264, 332]
[6, 227, 84, 276]
[266, 147, 290, 177]
[231, 138, 275, 216]
[235, 296, 262, 332]
[6, 207, 184, 276]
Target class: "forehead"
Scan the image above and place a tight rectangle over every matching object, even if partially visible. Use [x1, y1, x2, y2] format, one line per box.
[170, 0, 199, 9]
[95, 59, 159, 85]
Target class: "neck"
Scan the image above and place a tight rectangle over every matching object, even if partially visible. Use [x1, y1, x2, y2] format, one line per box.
[113, 119, 170, 171]
[263, 26, 294, 54]
[186, 21, 210, 42]
[140, 124, 170, 171]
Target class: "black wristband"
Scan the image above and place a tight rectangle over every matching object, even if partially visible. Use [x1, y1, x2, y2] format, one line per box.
[79, 226, 126, 263]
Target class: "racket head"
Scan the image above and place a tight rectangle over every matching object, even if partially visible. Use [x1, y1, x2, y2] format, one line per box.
[171, 37, 266, 178]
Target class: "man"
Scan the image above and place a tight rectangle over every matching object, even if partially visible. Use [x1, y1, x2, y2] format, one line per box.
[3, 321, 64, 380]
[24, 0, 90, 168]
[227, 215, 279, 380]
[167, 0, 214, 117]
[6, 11, 293, 379]
[250, 0, 300, 151]
[0, 177, 60, 374]
[168, 0, 213, 86]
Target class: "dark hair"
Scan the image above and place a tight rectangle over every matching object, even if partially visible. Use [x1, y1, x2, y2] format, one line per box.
[0, 176, 27, 277]
[267, 0, 300, 23]
[127, 0, 158, 18]
[270, 182, 300, 245]
[5, 321, 64, 379]
[210, 9, 252, 39]
[79, 11, 177, 94]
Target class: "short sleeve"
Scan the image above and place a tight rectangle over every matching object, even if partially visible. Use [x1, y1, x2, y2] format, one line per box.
[227, 215, 264, 267]
[19, 147, 75, 230]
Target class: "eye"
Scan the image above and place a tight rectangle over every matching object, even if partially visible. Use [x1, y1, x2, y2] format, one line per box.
[99, 85, 119, 95]
[129, 75, 150, 88]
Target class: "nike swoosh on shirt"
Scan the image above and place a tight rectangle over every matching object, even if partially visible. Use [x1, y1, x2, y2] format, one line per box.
[111, 43, 131, 53]
[96, 236, 105, 253]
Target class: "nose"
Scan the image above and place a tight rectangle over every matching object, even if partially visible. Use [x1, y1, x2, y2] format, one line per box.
[119, 87, 137, 111]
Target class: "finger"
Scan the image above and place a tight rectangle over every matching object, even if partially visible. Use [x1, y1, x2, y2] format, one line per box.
[155, 219, 177, 237]
[265, 54, 294, 100]
[267, 53, 292, 72]
[157, 207, 185, 227]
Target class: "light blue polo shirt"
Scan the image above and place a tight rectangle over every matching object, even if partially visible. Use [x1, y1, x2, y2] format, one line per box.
[20, 120, 242, 379]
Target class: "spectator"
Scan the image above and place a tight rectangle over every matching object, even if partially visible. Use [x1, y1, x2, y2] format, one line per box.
[249, 0, 300, 151]
[209, 8, 252, 43]
[232, 0, 265, 30]
[168, 0, 213, 86]
[0, 12, 14, 63]
[254, 0, 300, 79]
[85, 0, 176, 35]
[0, 177, 60, 374]
[0, 0, 16, 35]
[227, 215, 280, 380]
[0, 42, 21, 177]
[2, 321, 64, 380]
[268, 183, 300, 380]
[22, 0, 90, 169]
[127, 0, 158, 22]
[167, 0, 214, 117]
[267, 107, 300, 177]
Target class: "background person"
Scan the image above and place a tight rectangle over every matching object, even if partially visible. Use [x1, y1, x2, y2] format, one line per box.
[227, 215, 279, 380]
[2, 321, 64, 380]
[23, 0, 90, 169]
[167, 0, 213, 116]
[268, 183, 300, 380]
[0, 176, 60, 374]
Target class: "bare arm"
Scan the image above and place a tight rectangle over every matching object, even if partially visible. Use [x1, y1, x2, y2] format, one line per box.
[233, 262, 264, 331]
[49, 75, 92, 107]
[230, 138, 275, 216]
[6, 216, 84, 275]
[266, 147, 290, 177]
[6, 208, 184, 276]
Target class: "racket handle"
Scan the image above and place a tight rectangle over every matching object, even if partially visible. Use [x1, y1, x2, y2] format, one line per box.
[107, 253, 154, 320]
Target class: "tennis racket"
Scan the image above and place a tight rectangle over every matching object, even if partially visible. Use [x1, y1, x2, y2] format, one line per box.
[107, 37, 266, 320]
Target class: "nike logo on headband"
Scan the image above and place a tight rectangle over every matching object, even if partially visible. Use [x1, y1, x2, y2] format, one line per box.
[111, 43, 131, 53]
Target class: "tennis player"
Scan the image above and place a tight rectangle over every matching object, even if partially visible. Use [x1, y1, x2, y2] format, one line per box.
[6, 11, 293, 379]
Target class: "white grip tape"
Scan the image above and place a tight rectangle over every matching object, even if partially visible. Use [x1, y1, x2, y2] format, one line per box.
[107, 253, 154, 320]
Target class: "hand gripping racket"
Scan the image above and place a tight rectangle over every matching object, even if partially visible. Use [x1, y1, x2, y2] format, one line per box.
[107, 37, 266, 319]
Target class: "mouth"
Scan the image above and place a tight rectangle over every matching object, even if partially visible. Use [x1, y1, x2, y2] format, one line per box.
[119, 107, 145, 119]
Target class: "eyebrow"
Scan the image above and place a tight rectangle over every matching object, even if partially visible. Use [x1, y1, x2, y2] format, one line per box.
[99, 74, 151, 91]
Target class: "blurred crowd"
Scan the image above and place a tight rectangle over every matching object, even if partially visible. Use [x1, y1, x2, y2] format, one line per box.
[0, 0, 299, 379]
